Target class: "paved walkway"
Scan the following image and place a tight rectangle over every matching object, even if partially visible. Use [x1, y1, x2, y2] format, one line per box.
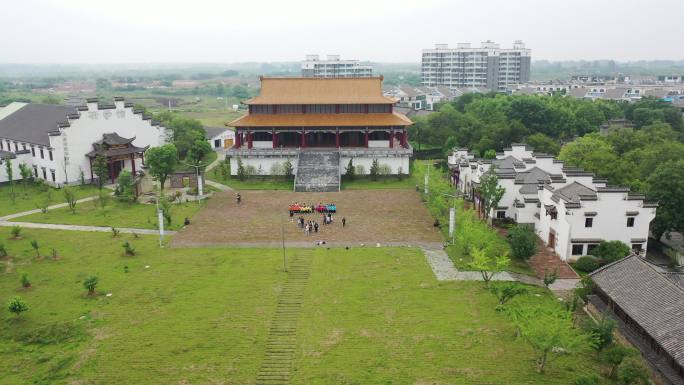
[0, 221, 175, 235]
[205, 179, 233, 192]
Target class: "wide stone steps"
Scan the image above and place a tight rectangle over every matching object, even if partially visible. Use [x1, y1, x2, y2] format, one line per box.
[294, 150, 340, 192]
[255, 255, 312, 385]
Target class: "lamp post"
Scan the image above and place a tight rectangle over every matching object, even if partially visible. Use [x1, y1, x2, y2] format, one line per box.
[183, 160, 205, 205]
[441, 192, 458, 245]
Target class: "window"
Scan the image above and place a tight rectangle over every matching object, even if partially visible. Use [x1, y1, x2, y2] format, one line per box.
[214, 139, 221, 148]
[631, 243, 643, 252]
[41, 168, 46, 180]
[49, 150, 53, 161]
[585, 217, 593, 228]
[50, 170, 55, 182]
[31, 147, 35, 157]
[14, 142, 18, 151]
[572, 244, 584, 256]
[22, 144, 26, 151]
[587, 244, 599, 254]
[496, 211, 506, 219]
[40, 148, 44, 159]
[33, 166, 37, 178]
[627, 217, 635, 227]
[0, 141, 2, 150]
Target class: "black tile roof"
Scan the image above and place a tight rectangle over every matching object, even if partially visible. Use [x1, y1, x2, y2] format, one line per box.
[205, 126, 230, 139]
[0, 103, 76, 146]
[590, 255, 684, 368]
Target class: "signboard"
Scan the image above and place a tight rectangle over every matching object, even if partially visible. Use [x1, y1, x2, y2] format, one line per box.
[197, 175, 204, 199]
[158, 210, 165, 239]
[449, 207, 455, 239]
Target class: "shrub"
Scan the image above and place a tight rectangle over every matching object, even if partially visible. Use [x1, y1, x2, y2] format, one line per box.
[575, 256, 599, 273]
[269, 162, 284, 176]
[354, 164, 366, 175]
[574, 374, 600, 385]
[593, 241, 631, 263]
[575, 276, 596, 302]
[543, 270, 558, 288]
[51, 248, 58, 260]
[618, 356, 650, 385]
[30, 240, 40, 257]
[378, 164, 391, 176]
[604, 345, 637, 378]
[283, 159, 294, 180]
[397, 166, 404, 181]
[114, 170, 136, 202]
[83, 276, 98, 295]
[369, 159, 380, 181]
[21, 273, 31, 288]
[584, 315, 615, 353]
[10, 226, 22, 239]
[63, 187, 77, 213]
[0, 243, 6, 257]
[490, 282, 527, 305]
[7, 296, 28, 316]
[507, 225, 538, 260]
[122, 241, 136, 256]
[111, 227, 120, 237]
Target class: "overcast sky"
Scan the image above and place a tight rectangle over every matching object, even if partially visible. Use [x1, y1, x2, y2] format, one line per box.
[1, 0, 682, 63]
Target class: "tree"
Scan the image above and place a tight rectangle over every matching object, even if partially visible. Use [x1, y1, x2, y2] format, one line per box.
[478, 171, 505, 221]
[115, 170, 135, 202]
[558, 134, 621, 182]
[369, 159, 380, 181]
[145, 144, 178, 191]
[4, 157, 16, 204]
[30, 240, 39, 257]
[543, 270, 558, 288]
[159, 200, 172, 226]
[283, 159, 294, 180]
[63, 188, 77, 213]
[647, 160, 684, 240]
[490, 282, 528, 305]
[512, 305, 595, 373]
[93, 155, 109, 189]
[21, 273, 31, 288]
[482, 149, 496, 159]
[83, 276, 98, 295]
[236, 157, 247, 181]
[592, 241, 631, 263]
[618, 356, 650, 385]
[7, 296, 28, 316]
[603, 345, 636, 378]
[0, 243, 6, 257]
[187, 139, 212, 163]
[18, 163, 32, 195]
[526, 133, 561, 155]
[467, 246, 510, 287]
[344, 158, 355, 181]
[507, 225, 538, 259]
[584, 315, 616, 355]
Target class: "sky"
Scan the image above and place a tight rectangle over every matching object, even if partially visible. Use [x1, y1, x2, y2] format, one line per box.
[1, 0, 682, 63]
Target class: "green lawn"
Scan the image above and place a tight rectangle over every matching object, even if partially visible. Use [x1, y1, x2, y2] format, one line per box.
[13, 200, 203, 231]
[207, 171, 293, 190]
[178, 110, 244, 127]
[175, 151, 218, 173]
[0, 184, 100, 217]
[341, 176, 415, 190]
[1, 229, 604, 384]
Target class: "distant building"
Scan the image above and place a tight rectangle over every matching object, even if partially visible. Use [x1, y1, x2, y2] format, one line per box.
[421, 40, 531, 91]
[205, 127, 235, 149]
[301, 55, 373, 78]
[658, 75, 684, 83]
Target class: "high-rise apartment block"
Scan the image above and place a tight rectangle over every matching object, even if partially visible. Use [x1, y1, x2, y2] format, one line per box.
[421, 40, 531, 91]
[301, 55, 373, 78]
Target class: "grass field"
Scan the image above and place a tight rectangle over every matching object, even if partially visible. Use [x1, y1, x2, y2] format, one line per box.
[13, 200, 203, 231]
[0, 184, 100, 217]
[207, 172, 294, 190]
[341, 176, 415, 190]
[179, 110, 243, 127]
[0, 228, 602, 384]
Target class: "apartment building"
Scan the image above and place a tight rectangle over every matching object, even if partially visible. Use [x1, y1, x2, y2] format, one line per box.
[422, 40, 531, 91]
[301, 55, 373, 78]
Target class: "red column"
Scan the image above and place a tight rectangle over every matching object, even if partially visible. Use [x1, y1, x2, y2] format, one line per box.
[235, 130, 241, 147]
[364, 129, 369, 148]
[389, 129, 394, 148]
[247, 130, 253, 149]
[401, 128, 407, 147]
[301, 129, 306, 148]
[335, 128, 340, 148]
[272, 129, 277, 149]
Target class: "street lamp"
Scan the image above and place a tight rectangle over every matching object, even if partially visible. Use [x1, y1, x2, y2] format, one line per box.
[441, 192, 458, 245]
[183, 160, 205, 205]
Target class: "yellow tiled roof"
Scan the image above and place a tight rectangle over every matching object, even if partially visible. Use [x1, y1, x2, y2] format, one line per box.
[244, 77, 397, 105]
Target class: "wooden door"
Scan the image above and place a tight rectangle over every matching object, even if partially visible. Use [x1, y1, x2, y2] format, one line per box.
[548, 231, 556, 249]
[224, 138, 233, 148]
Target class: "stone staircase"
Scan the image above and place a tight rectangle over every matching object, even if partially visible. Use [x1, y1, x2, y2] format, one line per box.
[294, 150, 340, 192]
[255, 255, 313, 385]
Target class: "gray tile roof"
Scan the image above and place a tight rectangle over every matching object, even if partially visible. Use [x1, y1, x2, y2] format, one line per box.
[0, 150, 16, 160]
[205, 126, 230, 139]
[590, 255, 684, 368]
[662, 273, 684, 290]
[514, 166, 551, 184]
[0, 103, 76, 146]
[492, 155, 524, 170]
[552, 181, 596, 204]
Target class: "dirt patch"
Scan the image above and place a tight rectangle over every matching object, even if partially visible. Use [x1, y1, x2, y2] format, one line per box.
[171, 190, 443, 247]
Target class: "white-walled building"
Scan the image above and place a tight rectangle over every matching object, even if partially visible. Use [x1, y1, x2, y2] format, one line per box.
[0, 98, 167, 186]
[301, 55, 373, 78]
[205, 127, 235, 149]
[449, 144, 657, 261]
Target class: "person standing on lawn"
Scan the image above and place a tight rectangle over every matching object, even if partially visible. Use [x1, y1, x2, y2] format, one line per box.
[342, 217, 346, 227]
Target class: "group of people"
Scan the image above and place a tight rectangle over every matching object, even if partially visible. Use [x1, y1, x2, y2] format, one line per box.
[294, 211, 346, 236]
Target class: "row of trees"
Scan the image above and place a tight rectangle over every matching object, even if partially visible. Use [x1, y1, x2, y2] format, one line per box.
[411, 93, 682, 158]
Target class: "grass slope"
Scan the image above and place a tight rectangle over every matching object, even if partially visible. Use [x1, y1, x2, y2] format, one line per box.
[0, 184, 100, 217]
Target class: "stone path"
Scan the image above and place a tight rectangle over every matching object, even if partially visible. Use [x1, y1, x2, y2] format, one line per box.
[0, 195, 101, 221]
[205, 179, 233, 192]
[0, 221, 175, 236]
[256, 254, 312, 385]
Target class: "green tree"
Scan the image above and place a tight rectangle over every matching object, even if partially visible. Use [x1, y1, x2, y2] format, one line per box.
[526, 133, 561, 155]
[145, 144, 179, 191]
[478, 171, 505, 221]
[236, 157, 247, 181]
[7, 296, 28, 316]
[63, 187, 77, 213]
[18, 163, 32, 195]
[584, 315, 616, 355]
[93, 155, 109, 189]
[512, 305, 595, 373]
[115, 170, 135, 202]
[647, 160, 684, 240]
[592, 241, 631, 263]
[283, 158, 294, 180]
[187, 139, 212, 163]
[21, 273, 31, 288]
[507, 225, 538, 260]
[369, 159, 380, 181]
[4, 157, 16, 204]
[30, 240, 39, 257]
[618, 356, 650, 385]
[482, 149, 497, 159]
[344, 158, 355, 181]
[603, 345, 636, 378]
[467, 246, 510, 287]
[83, 276, 99, 295]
